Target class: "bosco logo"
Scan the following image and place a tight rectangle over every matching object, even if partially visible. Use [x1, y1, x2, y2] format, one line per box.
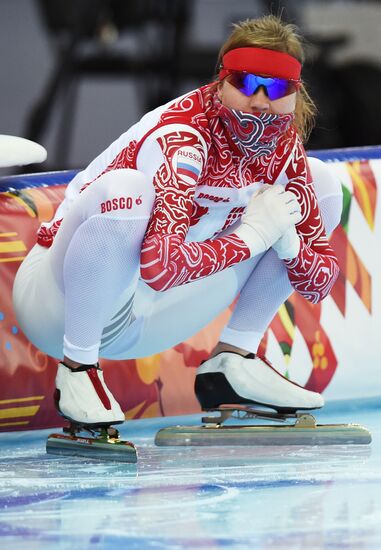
[100, 195, 143, 213]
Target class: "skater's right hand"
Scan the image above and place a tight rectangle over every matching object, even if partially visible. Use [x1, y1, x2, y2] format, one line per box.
[235, 185, 302, 255]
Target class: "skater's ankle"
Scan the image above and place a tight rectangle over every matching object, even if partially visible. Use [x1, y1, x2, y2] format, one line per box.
[63, 356, 84, 370]
[209, 342, 254, 359]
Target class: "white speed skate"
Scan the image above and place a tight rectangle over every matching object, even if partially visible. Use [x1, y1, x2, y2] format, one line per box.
[155, 353, 371, 448]
[194, 352, 324, 413]
[46, 363, 137, 463]
[54, 362, 125, 426]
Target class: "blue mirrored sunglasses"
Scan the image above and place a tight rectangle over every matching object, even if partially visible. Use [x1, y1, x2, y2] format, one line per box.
[227, 71, 301, 101]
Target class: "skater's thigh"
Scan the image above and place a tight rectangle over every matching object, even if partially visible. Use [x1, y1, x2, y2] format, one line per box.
[49, 169, 155, 289]
[107, 256, 257, 359]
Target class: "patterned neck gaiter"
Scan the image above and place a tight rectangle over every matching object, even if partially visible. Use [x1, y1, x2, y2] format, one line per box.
[214, 96, 295, 157]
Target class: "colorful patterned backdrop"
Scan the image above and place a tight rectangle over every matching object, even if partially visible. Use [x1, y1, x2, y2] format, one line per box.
[0, 151, 380, 431]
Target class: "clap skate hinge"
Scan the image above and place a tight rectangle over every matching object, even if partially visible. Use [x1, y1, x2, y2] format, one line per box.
[201, 405, 317, 428]
[63, 422, 120, 440]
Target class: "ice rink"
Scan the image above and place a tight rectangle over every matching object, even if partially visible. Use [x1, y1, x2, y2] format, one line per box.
[0, 400, 380, 549]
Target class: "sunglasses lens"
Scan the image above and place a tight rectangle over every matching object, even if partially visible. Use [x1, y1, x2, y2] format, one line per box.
[227, 72, 298, 100]
[228, 72, 250, 94]
[265, 78, 290, 100]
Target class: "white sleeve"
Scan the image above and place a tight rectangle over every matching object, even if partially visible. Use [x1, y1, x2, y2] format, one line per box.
[136, 139, 165, 183]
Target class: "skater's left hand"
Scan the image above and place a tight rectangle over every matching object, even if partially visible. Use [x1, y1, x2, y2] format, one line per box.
[272, 225, 300, 260]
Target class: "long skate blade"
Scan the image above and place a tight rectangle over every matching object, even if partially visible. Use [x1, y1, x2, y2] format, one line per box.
[155, 423, 372, 446]
[46, 433, 137, 463]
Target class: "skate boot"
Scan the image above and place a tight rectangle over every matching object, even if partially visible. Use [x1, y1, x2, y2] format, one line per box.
[47, 362, 137, 462]
[55, 362, 125, 426]
[195, 352, 324, 413]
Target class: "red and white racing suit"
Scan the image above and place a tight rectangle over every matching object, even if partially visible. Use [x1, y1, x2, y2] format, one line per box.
[13, 84, 342, 363]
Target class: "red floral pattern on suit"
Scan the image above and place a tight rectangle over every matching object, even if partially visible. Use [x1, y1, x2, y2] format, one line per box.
[36, 219, 63, 246]
[284, 140, 339, 303]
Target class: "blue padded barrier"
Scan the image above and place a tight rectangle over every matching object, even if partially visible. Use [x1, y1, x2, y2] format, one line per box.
[308, 145, 381, 162]
[0, 170, 78, 192]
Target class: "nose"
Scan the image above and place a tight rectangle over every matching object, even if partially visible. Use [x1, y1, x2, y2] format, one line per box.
[249, 86, 270, 112]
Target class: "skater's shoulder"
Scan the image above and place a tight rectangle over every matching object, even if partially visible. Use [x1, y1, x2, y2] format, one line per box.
[128, 88, 212, 160]
[156, 86, 213, 133]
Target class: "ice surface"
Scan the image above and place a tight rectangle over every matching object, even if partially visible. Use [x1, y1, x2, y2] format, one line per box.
[0, 400, 380, 549]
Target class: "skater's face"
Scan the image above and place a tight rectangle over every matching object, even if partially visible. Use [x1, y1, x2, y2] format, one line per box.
[217, 77, 297, 115]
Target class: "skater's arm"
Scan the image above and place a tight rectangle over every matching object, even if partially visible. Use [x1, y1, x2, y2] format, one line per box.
[283, 146, 339, 303]
[141, 232, 251, 291]
[140, 130, 252, 291]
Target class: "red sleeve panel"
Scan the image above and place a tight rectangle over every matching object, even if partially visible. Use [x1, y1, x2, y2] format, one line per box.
[284, 142, 339, 303]
[140, 130, 250, 291]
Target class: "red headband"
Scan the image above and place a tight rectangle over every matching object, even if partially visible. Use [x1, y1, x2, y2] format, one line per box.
[219, 47, 301, 80]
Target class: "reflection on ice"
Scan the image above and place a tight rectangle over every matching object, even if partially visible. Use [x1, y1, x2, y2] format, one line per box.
[0, 405, 380, 549]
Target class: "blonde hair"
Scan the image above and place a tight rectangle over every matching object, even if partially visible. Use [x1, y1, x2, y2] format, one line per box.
[218, 15, 316, 142]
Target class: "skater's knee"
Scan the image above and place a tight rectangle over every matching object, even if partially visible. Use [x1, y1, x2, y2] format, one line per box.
[308, 157, 342, 201]
[307, 157, 343, 235]
[86, 169, 156, 218]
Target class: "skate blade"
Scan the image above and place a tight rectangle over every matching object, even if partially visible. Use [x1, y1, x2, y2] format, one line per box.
[46, 433, 138, 463]
[155, 423, 372, 446]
